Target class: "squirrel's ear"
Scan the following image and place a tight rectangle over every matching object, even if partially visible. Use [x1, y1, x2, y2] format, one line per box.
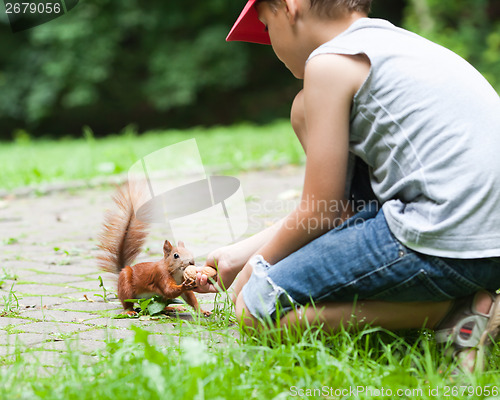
[163, 240, 173, 256]
[178, 241, 185, 248]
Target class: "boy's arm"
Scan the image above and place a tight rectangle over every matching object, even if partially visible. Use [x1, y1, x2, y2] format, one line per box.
[254, 53, 370, 265]
[194, 217, 286, 293]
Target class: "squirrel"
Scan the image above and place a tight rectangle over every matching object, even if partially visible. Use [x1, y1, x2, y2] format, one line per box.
[97, 184, 210, 316]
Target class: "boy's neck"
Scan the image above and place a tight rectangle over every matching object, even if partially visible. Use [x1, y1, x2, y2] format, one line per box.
[302, 12, 367, 50]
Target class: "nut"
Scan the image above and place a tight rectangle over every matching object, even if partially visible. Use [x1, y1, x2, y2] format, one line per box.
[183, 265, 217, 281]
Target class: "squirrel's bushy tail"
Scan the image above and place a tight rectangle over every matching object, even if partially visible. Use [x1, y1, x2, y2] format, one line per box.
[97, 184, 149, 274]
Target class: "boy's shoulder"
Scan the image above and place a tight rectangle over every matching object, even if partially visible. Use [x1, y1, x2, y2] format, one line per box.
[304, 18, 375, 102]
[305, 51, 370, 102]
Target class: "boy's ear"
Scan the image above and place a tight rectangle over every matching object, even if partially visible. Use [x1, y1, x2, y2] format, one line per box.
[283, 0, 299, 24]
[163, 240, 172, 256]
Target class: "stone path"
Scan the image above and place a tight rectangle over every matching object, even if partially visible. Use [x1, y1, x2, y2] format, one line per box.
[0, 166, 304, 365]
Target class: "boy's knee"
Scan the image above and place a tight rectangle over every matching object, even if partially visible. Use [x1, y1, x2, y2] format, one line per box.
[235, 291, 257, 327]
[235, 292, 245, 319]
[291, 90, 305, 132]
[291, 89, 307, 151]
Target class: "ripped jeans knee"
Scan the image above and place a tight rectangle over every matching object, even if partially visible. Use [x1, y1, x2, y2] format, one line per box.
[241, 255, 299, 322]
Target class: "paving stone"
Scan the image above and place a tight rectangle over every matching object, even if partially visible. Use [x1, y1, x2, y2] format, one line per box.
[78, 328, 135, 342]
[11, 284, 75, 296]
[19, 310, 100, 324]
[42, 263, 98, 276]
[148, 333, 180, 347]
[64, 279, 104, 291]
[53, 301, 121, 312]
[32, 338, 107, 354]
[3, 245, 53, 259]
[5, 333, 48, 346]
[141, 322, 180, 335]
[1, 319, 37, 333]
[81, 317, 111, 327]
[0, 345, 13, 357]
[19, 321, 89, 336]
[195, 293, 219, 305]
[1, 260, 49, 272]
[60, 291, 100, 301]
[20, 273, 88, 285]
[83, 271, 116, 282]
[14, 350, 69, 367]
[18, 296, 67, 308]
[0, 317, 29, 327]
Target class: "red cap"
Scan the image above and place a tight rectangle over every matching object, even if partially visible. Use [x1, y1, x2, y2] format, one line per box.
[226, 0, 271, 45]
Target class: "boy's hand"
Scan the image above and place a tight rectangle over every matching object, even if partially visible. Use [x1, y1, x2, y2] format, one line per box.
[193, 247, 240, 294]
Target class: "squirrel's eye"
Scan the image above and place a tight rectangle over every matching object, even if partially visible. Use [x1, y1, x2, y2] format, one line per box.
[174, 253, 180, 259]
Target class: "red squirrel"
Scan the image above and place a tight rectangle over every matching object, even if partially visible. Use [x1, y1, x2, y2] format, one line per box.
[97, 185, 210, 316]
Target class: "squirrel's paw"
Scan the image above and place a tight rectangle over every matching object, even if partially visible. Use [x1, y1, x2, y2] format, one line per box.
[182, 277, 197, 290]
[202, 310, 212, 317]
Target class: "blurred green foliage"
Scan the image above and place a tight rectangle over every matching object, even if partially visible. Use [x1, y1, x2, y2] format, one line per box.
[405, 0, 500, 89]
[0, 0, 498, 139]
[0, 0, 268, 136]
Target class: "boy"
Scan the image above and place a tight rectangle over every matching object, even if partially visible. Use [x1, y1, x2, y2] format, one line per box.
[196, 0, 500, 370]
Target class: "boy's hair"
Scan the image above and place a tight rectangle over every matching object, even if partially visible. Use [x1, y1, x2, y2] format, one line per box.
[257, 0, 372, 17]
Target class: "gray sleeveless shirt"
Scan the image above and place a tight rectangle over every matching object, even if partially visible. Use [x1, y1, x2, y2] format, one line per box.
[307, 18, 500, 258]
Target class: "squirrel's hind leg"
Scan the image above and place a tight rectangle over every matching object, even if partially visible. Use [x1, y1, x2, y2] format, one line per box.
[182, 291, 211, 317]
[117, 266, 136, 312]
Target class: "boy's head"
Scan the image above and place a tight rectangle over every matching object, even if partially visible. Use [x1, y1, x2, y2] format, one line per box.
[227, 0, 372, 45]
[259, 0, 372, 17]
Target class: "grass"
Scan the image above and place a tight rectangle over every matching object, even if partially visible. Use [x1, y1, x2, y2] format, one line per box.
[0, 301, 499, 400]
[0, 121, 305, 191]
[0, 288, 499, 399]
[0, 283, 20, 317]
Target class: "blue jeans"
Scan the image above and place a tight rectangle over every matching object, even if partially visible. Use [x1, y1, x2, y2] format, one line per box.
[242, 204, 500, 321]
